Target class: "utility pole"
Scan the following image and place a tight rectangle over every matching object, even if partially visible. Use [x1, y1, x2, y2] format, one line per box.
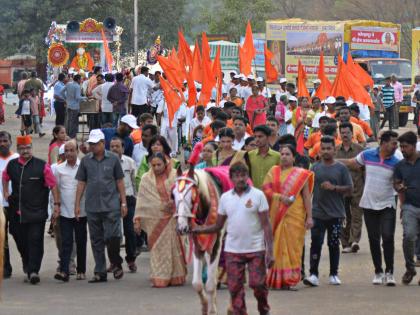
[134, 0, 138, 66]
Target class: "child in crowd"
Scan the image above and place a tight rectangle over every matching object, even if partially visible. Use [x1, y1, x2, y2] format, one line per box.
[29, 89, 45, 137]
[16, 90, 32, 135]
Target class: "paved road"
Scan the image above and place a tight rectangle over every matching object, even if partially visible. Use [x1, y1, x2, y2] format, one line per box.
[0, 96, 420, 315]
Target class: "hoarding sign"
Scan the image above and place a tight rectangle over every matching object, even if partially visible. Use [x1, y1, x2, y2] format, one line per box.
[351, 27, 399, 52]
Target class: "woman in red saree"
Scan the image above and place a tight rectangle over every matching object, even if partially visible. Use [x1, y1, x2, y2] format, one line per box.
[263, 144, 314, 290]
[246, 85, 268, 128]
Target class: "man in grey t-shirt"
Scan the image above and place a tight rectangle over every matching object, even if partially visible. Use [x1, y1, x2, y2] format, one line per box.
[75, 129, 127, 283]
[304, 136, 352, 287]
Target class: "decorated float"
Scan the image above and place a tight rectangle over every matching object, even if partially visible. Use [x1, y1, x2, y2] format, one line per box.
[45, 18, 123, 77]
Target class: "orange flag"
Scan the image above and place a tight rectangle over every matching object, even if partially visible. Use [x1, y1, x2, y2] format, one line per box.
[297, 60, 310, 98]
[178, 30, 193, 69]
[186, 70, 197, 107]
[101, 29, 113, 72]
[239, 21, 256, 76]
[264, 44, 278, 83]
[212, 46, 222, 105]
[347, 52, 374, 88]
[160, 77, 183, 128]
[198, 55, 216, 106]
[192, 40, 202, 83]
[331, 56, 373, 107]
[314, 51, 333, 100]
[157, 55, 184, 92]
[201, 32, 211, 63]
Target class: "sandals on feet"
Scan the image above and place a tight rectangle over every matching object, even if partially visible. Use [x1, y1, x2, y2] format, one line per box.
[88, 274, 107, 283]
[76, 273, 86, 280]
[113, 266, 124, 280]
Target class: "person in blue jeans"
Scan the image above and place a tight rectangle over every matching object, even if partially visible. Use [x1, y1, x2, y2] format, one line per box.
[53, 140, 87, 281]
[304, 135, 353, 287]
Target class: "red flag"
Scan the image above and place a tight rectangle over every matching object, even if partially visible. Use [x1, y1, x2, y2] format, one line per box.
[239, 21, 256, 76]
[297, 60, 310, 98]
[178, 30, 193, 69]
[192, 40, 202, 83]
[264, 44, 278, 83]
[331, 57, 373, 108]
[212, 46, 222, 105]
[159, 77, 183, 128]
[186, 70, 197, 107]
[347, 52, 374, 88]
[101, 29, 113, 72]
[157, 55, 184, 92]
[314, 51, 333, 100]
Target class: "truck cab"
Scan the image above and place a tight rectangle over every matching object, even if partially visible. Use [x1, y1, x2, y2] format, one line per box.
[354, 58, 412, 127]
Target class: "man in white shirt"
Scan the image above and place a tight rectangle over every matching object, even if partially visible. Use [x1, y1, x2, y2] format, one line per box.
[239, 76, 252, 104]
[275, 78, 288, 102]
[93, 73, 115, 126]
[53, 140, 87, 281]
[129, 66, 154, 118]
[0, 131, 20, 278]
[193, 163, 273, 315]
[189, 105, 211, 142]
[286, 96, 297, 135]
[257, 77, 271, 99]
[132, 124, 158, 168]
[232, 117, 249, 151]
[110, 137, 138, 272]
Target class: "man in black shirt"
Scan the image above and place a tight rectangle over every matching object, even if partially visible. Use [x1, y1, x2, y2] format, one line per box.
[394, 131, 420, 285]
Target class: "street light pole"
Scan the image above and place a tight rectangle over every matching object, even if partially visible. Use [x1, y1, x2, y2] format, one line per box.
[134, 0, 138, 66]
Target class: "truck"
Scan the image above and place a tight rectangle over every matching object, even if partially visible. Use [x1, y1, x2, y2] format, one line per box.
[0, 54, 37, 90]
[266, 19, 412, 126]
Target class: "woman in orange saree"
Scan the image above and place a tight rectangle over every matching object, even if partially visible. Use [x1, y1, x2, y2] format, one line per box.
[134, 153, 187, 288]
[263, 144, 314, 290]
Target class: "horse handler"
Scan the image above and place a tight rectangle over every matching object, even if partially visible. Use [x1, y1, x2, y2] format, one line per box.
[193, 162, 274, 315]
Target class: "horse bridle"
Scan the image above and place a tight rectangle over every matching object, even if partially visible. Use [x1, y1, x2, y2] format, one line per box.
[175, 176, 200, 219]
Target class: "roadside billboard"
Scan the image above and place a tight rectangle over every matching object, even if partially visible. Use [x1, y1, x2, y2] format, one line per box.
[350, 26, 399, 52]
[412, 29, 420, 82]
[266, 20, 344, 83]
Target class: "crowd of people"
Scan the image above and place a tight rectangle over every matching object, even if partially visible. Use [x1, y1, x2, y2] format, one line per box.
[2, 64, 420, 315]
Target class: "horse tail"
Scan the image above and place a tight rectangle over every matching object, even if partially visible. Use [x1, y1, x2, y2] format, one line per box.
[0, 207, 5, 292]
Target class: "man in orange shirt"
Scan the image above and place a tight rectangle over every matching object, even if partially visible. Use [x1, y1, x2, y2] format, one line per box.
[130, 113, 154, 145]
[309, 123, 342, 160]
[349, 104, 373, 138]
[304, 116, 330, 152]
[337, 107, 366, 147]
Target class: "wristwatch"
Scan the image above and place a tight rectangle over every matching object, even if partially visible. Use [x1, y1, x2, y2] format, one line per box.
[121, 203, 127, 207]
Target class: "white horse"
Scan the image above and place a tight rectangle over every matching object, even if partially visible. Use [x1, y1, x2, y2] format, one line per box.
[173, 166, 226, 315]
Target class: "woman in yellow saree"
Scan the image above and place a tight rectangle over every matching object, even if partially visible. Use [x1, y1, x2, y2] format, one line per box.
[263, 144, 314, 290]
[134, 152, 187, 288]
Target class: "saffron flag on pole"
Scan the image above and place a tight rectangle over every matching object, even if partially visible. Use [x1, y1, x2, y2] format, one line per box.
[201, 32, 211, 63]
[192, 40, 202, 83]
[347, 52, 374, 88]
[157, 55, 184, 92]
[264, 44, 278, 83]
[212, 46, 222, 105]
[331, 56, 373, 108]
[239, 21, 256, 76]
[101, 29, 113, 72]
[186, 70, 197, 107]
[297, 60, 310, 98]
[178, 30, 193, 69]
[199, 32, 216, 105]
[314, 51, 333, 100]
[159, 77, 183, 128]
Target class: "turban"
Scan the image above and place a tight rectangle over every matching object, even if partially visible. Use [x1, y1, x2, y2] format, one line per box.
[16, 135, 32, 145]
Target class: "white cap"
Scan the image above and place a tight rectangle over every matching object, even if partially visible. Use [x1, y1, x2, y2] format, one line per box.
[194, 81, 202, 89]
[247, 74, 255, 80]
[206, 102, 216, 111]
[229, 70, 238, 75]
[325, 96, 336, 104]
[233, 74, 240, 79]
[256, 77, 264, 82]
[58, 144, 65, 155]
[120, 114, 139, 129]
[239, 74, 247, 80]
[183, 79, 187, 84]
[87, 129, 105, 144]
[346, 99, 353, 106]
[279, 78, 287, 84]
[288, 95, 297, 102]
[312, 79, 321, 84]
